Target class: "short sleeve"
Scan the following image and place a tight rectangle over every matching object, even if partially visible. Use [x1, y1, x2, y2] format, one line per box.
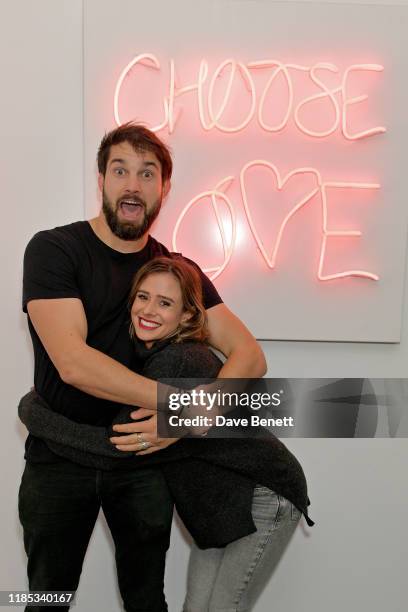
[23, 230, 81, 312]
[178, 255, 223, 310]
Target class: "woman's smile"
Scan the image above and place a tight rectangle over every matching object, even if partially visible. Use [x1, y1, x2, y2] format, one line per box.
[138, 317, 162, 330]
[131, 272, 189, 346]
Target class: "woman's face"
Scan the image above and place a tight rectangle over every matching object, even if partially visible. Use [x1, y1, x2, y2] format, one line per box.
[131, 272, 190, 347]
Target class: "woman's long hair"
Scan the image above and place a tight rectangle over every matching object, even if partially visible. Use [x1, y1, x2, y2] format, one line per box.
[128, 256, 209, 343]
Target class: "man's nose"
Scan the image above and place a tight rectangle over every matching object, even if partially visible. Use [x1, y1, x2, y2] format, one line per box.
[125, 173, 142, 193]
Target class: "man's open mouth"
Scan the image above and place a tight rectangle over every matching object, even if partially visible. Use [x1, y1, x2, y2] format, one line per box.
[119, 199, 144, 220]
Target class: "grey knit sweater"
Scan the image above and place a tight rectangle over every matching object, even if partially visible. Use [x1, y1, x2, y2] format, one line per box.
[19, 339, 313, 548]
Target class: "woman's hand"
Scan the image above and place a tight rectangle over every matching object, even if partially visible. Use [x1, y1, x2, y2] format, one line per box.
[134, 436, 179, 455]
[109, 408, 179, 454]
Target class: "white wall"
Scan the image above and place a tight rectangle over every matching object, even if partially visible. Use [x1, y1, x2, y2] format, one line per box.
[1, 0, 84, 598]
[1, 1, 407, 611]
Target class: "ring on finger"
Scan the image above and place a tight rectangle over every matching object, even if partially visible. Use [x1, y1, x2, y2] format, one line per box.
[135, 432, 151, 450]
[139, 440, 151, 450]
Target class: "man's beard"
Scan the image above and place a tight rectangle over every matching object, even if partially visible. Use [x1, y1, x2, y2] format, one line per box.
[102, 190, 162, 241]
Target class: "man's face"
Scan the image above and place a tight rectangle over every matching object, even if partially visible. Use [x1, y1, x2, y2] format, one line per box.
[99, 141, 169, 241]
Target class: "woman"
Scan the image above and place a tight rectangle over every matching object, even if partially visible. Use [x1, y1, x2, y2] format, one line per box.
[19, 256, 313, 611]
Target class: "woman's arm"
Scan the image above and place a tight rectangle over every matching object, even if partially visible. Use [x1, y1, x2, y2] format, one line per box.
[18, 343, 220, 459]
[18, 390, 133, 459]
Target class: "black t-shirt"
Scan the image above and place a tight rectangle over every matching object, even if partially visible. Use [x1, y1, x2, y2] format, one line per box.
[22, 220, 222, 429]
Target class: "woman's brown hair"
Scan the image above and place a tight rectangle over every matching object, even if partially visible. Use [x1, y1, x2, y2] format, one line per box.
[128, 256, 209, 343]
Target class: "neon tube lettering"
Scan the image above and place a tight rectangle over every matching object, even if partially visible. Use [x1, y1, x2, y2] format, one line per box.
[240, 161, 321, 268]
[172, 161, 380, 282]
[172, 176, 236, 280]
[113, 55, 386, 141]
[341, 64, 386, 140]
[248, 60, 293, 132]
[294, 63, 341, 138]
[318, 182, 380, 280]
[171, 60, 209, 132]
[113, 53, 168, 131]
[208, 60, 256, 132]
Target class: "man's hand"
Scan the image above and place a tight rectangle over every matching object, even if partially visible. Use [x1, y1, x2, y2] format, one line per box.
[110, 408, 178, 455]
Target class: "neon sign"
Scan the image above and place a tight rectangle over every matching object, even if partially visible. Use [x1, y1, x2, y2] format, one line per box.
[113, 54, 385, 283]
[172, 162, 380, 281]
[114, 54, 386, 139]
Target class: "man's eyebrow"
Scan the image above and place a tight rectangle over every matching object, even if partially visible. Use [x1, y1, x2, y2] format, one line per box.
[108, 159, 159, 169]
[142, 161, 160, 170]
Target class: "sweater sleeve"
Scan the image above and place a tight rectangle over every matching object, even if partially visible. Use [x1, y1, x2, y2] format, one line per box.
[18, 390, 132, 458]
[16, 346, 187, 458]
[17, 343, 221, 459]
[143, 342, 222, 379]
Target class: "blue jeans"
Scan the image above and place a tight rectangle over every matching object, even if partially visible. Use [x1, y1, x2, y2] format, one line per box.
[183, 486, 301, 612]
[18, 460, 173, 612]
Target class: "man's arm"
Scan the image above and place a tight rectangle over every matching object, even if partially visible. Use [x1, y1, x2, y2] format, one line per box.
[28, 297, 266, 452]
[28, 300, 265, 405]
[27, 298, 157, 410]
[205, 303, 267, 378]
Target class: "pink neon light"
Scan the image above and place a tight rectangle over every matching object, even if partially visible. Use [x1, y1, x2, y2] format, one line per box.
[318, 182, 380, 280]
[113, 53, 168, 131]
[172, 176, 236, 280]
[247, 60, 293, 132]
[113, 56, 383, 282]
[342, 64, 386, 140]
[170, 59, 208, 133]
[114, 56, 386, 140]
[294, 63, 341, 138]
[171, 161, 380, 282]
[207, 60, 256, 132]
[240, 161, 321, 268]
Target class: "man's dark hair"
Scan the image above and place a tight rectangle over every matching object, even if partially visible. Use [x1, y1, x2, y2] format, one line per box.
[97, 122, 173, 183]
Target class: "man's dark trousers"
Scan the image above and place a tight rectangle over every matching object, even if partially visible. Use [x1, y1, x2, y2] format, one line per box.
[19, 459, 174, 611]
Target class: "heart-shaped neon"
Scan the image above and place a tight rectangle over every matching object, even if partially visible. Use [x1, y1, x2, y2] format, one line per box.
[240, 160, 321, 269]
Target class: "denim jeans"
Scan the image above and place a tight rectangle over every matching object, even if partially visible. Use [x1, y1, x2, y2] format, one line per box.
[18, 460, 174, 612]
[183, 486, 301, 612]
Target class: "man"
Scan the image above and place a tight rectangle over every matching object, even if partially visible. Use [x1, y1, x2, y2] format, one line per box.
[20, 123, 266, 611]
